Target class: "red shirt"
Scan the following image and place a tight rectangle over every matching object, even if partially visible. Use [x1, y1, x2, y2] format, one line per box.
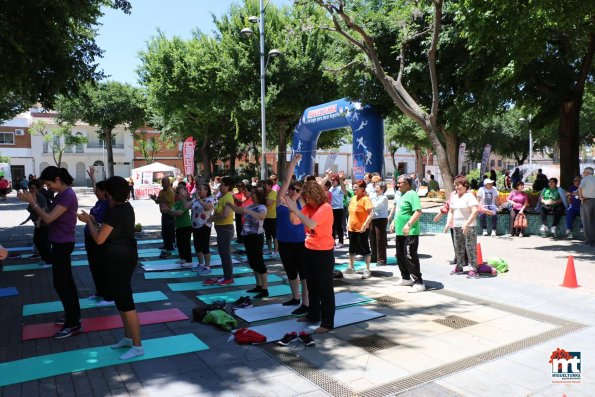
[302, 203, 334, 250]
[0, 179, 8, 189]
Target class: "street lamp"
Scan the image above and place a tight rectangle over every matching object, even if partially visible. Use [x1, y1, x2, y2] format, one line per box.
[241, 0, 281, 180]
[519, 116, 533, 166]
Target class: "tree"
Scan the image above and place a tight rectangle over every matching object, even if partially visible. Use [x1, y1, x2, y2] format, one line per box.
[0, 1, 131, 121]
[385, 114, 431, 176]
[29, 120, 88, 167]
[133, 130, 175, 165]
[0, 153, 10, 163]
[459, 0, 595, 186]
[57, 81, 145, 177]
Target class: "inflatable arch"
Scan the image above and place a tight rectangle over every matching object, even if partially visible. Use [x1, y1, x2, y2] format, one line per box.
[291, 98, 384, 181]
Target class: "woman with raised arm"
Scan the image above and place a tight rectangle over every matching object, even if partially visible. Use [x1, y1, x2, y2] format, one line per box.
[275, 154, 309, 314]
[286, 180, 335, 334]
[18, 166, 80, 339]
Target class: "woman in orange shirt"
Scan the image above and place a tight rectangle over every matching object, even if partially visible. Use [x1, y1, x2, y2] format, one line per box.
[345, 179, 374, 279]
[286, 181, 335, 334]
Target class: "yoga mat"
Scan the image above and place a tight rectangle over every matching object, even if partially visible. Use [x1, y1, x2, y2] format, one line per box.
[0, 333, 208, 387]
[3, 259, 89, 272]
[0, 287, 18, 298]
[234, 292, 374, 323]
[22, 308, 188, 341]
[235, 306, 385, 342]
[22, 291, 168, 316]
[168, 274, 283, 292]
[144, 266, 254, 279]
[142, 258, 240, 271]
[198, 284, 291, 304]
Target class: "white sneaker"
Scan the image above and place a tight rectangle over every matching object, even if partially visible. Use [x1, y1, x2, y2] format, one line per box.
[181, 262, 193, 268]
[175, 259, 187, 265]
[409, 283, 426, 293]
[519, 232, 524, 237]
[551, 226, 558, 236]
[361, 269, 371, 279]
[540, 225, 548, 233]
[396, 278, 415, 286]
[344, 267, 355, 274]
[334, 243, 342, 248]
[482, 229, 488, 236]
[565, 228, 572, 236]
[490, 230, 497, 236]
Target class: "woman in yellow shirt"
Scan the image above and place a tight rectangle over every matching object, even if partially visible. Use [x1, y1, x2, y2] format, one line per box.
[345, 179, 374, 279]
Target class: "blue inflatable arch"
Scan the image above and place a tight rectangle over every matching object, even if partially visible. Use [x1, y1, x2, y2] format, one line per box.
[292, 98, 384, 181]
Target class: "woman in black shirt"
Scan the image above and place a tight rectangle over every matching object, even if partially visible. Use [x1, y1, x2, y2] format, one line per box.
[78, 176, 142, 360]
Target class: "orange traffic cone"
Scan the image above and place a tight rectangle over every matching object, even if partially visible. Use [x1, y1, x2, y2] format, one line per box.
[560, 256, 580, 288]
[476, 243, 485, 265]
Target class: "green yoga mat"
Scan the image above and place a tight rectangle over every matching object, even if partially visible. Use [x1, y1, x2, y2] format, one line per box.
[144, 266, 254, 279]
[0, 333, 208, 387]
[22, 291, 168, 316]
[168, 274, 283, 292]
[197, 284, 291, 304]
[3, 259, 89, 272]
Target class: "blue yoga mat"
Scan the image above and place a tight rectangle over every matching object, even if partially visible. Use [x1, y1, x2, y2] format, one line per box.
[144, 266, 254, 279]
[168, 274, 283, 292]
[198, 284, 291, 304]
[0, 333, 208, 387]
[3, 259, 89, 272]
[0, 287, 18, 298]
[22, 291, 168, 316]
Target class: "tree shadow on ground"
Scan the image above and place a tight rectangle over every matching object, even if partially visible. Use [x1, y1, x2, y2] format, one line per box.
[521, 243, 595, 261]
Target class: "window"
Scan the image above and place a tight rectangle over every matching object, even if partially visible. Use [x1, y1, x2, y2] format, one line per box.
[98, 136, 116, 146]
[490, 159, 495, 168]
[498, 160, 502, 167]
[75, 132, 84, 153]
[0, 132, 15, 144]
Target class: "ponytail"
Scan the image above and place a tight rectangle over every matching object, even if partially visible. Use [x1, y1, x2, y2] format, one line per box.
[40, 166, 74, 186]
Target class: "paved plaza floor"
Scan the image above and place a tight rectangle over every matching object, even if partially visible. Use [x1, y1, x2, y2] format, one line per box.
[0, 190, 593, 396]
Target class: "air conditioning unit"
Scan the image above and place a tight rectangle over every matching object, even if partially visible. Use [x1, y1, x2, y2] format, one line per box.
[14, 129, 25, 136]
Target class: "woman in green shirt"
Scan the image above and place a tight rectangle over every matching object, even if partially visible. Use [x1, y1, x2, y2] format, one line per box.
[169, 185, 193, 267]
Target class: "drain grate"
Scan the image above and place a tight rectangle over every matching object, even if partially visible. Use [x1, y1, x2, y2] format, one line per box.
[433, 315, 478, 329]
[375, 295, 404, 306]
[347, 334, 400, 353]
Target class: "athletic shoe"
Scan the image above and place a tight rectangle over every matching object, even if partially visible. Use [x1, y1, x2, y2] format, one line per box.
[566, 228, 572, 236]
[253, 289, 269, 298]
[450, 266, 465, 275]
[282, 298, 300, 306]
[197, 266, 212, 275]
[246, 285, 263, 293]
[175, 259, 187, 265]
[482, 229, 488, 236]
[396, 278, 415, 286]
[38, 263, 51, 269]
[53, 324, 82, 339]
[409, 283, 426, 293]
[539, 225, 548, 233]
[277, 332, 298, 346]
[218, 278, 235, 286]
[292, 305, 309, 315]
[298, 331, 315, 346]
[361, 269, 371, 279]
[203, 277, 220, 286]
[55, 318, 65, 325]
[334, 243, 342, 248]
[96, 300, 115, 307]
[343, 267, 355, 274]
[580, 227, 584, 233]
[467, 270, 479, 279]
[503, 233, 512, 237]
[519, 232, 524, 237]
[490, 230, 497, 236]
[551, 226, 558, 236]
[264, 250, 272, 256]
[232, 296, 253, 309]
[159, 251, 172, 259]
[181, 262, 193, 268]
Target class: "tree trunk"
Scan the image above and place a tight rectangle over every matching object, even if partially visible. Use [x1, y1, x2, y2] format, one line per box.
[559, 98, 581, 188]
[390, 146, 398, 172]
[414, 146, 423, 178]
[106, 128, 115, 178]
[228, 138, 236, 177]
[201, 133, 211, 180]
[443, 129, 459, 177]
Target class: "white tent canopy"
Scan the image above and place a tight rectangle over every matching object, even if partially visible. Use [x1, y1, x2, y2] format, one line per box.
[131, 162, 180, 199]
[132, 162, 177, 173]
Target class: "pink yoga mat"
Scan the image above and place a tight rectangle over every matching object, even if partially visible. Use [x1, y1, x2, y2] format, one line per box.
[22, 308, 188, 341]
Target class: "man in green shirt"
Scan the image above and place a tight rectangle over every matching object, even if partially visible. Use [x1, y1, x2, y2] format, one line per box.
[428, 175, 440, 191]
[390, 175, 424, 292]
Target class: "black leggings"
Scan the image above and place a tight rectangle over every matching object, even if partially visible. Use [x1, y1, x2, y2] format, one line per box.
[107, 254, 138, 312]
[51, 242, 79, 327]
[278, 241, 306, 280]
[332, 208, 344, 244]
[304, 248, 335, 329]
[34, 226, 51, 264]
[370, 218, 387, 263]
[85, 234, 113, 300]
[243, 233, 266, 274]
[176, 226, 192, 262]
[193, 225, 211, 255]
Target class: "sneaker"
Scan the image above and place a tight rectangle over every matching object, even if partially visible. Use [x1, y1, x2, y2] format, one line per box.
[246, 285, 263, 293]
[551, 226, 558, 236]
[482, 229, 488, 236]
[467, 270, 479, 279]
[344, 267, 355, 274]
[53, 324, 82, 339]
[175, 259, 187, 265]
[198, 266, 212, 275]
[119, 346, 144, 360]
[409, 283, 426, 293]
[38, 263, 51, 269]
[111, 337, 133, 349]
[566, 228, 572, 236]
[292, 305, 309, 315]
[96, 300, 115, 307]
[277, 332, 298, 346]
[264, 250, 272, 256]
[271, 252, 280, 258]
[159, 251, 172, 259]
[232, 296, 253, 309]
[180, 262, 193, 268]
[334, 243, 342, 248]
[253, 289, 269, 298]
[298, 331, 316, 346]
[218, 278, 235, 286]
[503, 233, 512, 237]
[450, 266, 465, 275]
[282, 298, 300, 306]
[540, 225, 548, 233]
[396, 278, 415, 286]
[519, 232, 524, 237]
[490, 230, 497, 236]
[361, 269, 371, 279]
[203, 277, 220, 286]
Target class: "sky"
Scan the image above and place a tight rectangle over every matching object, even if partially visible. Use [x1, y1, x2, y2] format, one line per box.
[96, 0, 290, 86]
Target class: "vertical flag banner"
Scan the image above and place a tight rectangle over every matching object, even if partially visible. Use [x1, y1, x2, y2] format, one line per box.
[182, 137, 195, 176]
[458, 143, 466, 174]
[479, 144, 492, 178]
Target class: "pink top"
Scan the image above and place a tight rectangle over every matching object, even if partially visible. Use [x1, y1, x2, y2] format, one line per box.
[507, 190, 529, 211]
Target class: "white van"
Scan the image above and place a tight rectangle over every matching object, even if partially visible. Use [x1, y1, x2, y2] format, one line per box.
[0, 163, 11, 186]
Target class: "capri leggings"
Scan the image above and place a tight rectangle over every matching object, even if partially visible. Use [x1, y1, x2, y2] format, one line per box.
[278, 241, 306, 280]
[107, 254, 138, 312]
[243, 233, 266, 274]
[192, 225, 211, 255]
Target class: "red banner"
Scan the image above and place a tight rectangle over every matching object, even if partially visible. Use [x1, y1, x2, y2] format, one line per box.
[182, 137, 195, 176]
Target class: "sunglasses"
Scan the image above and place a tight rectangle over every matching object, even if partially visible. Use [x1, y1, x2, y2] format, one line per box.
[289, 186, 301, 193]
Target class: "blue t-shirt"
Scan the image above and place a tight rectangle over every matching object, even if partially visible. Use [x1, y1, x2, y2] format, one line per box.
[568, 186, 581, 209]
[276, 202, 306, 243]
[85, 199, 109, 235]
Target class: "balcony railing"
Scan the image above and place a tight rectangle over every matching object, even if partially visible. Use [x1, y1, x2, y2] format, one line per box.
[86, 143, 125, 149]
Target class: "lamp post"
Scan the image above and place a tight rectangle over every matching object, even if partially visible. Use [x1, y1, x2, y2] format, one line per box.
[241, 0, 281, 181]
[519, 116, 533, 166]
